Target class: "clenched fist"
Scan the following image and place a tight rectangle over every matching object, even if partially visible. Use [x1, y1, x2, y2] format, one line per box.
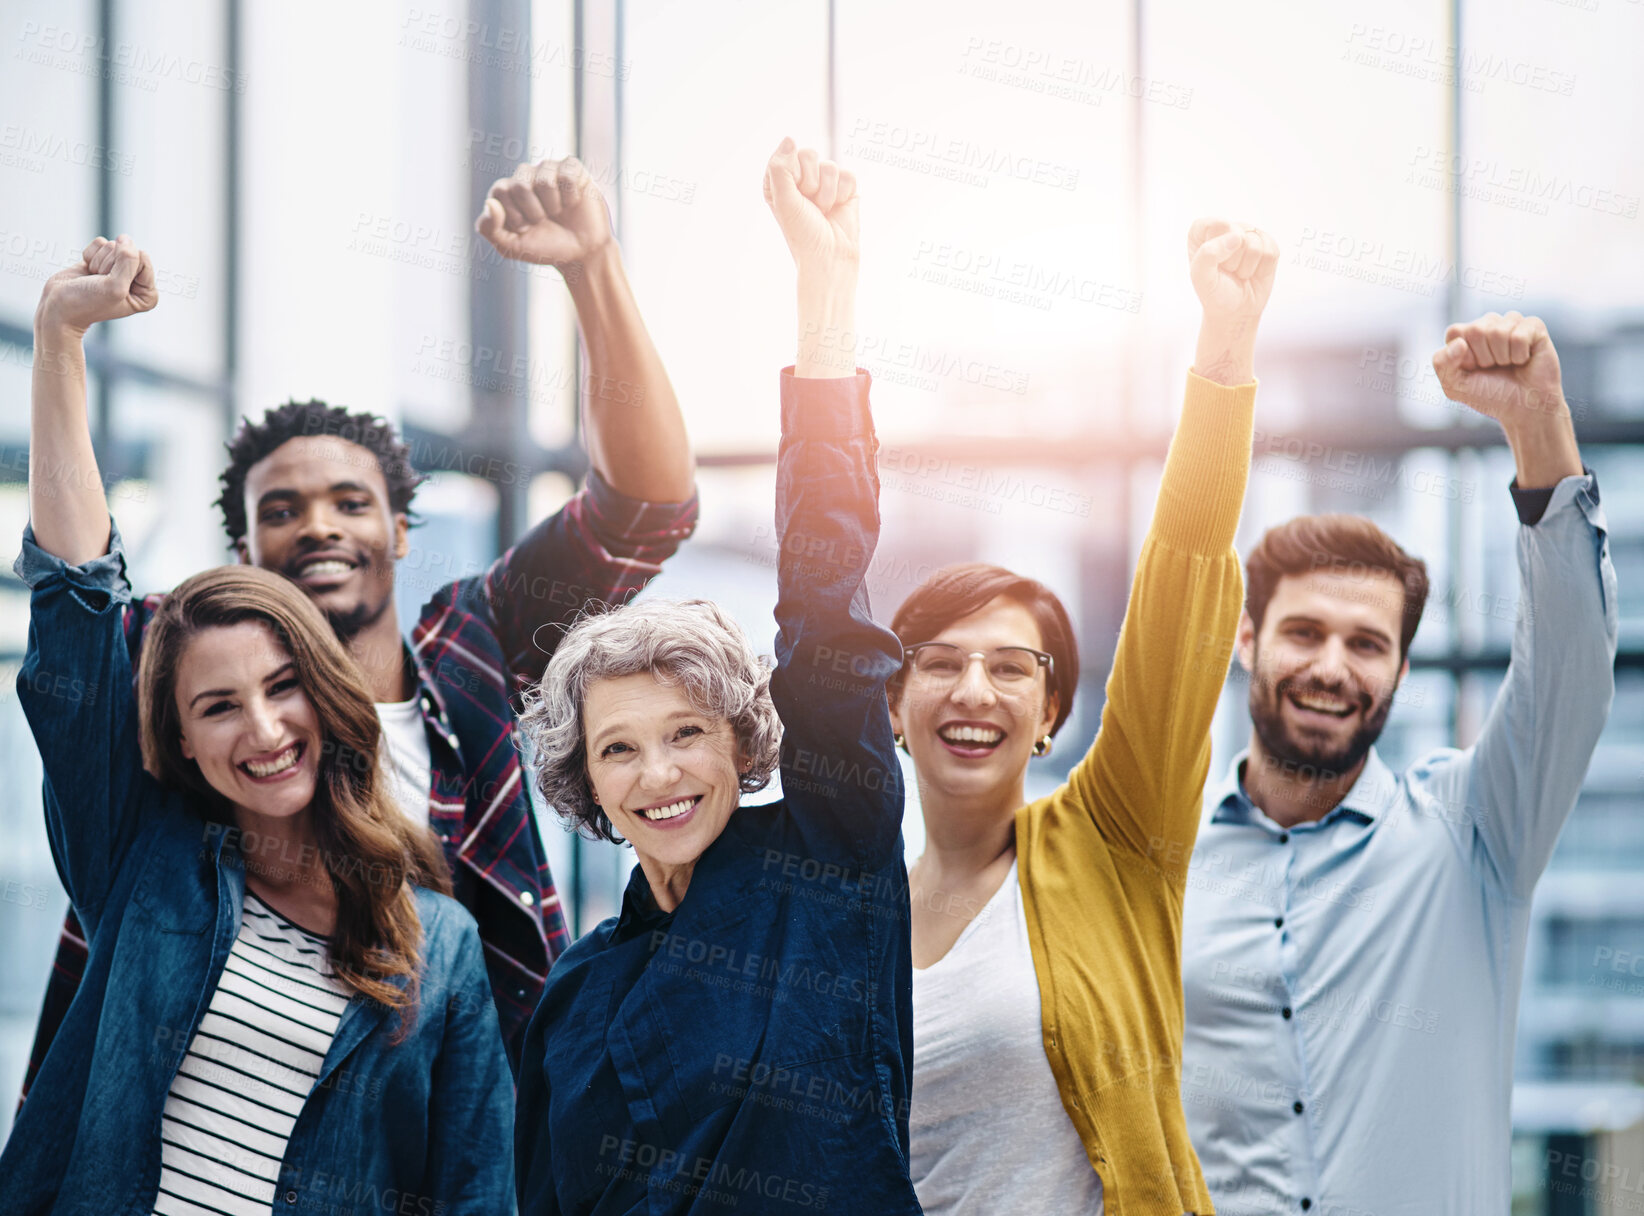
[1188, 219, 1278, 324]
[763, 137, 859, 278]
[1188, 219, 1277, 385]
[37, 235, 158, 334]
[476, 157, 612, 268]
[1432, 311, 1565, 424]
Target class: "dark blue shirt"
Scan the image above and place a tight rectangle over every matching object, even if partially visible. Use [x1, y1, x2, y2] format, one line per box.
[1, 529, 516, 1216]
[514, 369, 922, 1215]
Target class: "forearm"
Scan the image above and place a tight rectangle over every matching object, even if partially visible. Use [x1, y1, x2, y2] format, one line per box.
[1191, 315, 1257, 388]
[1502, 403, 1584, 489]
[795, 267, 859, 379]
[567, 245, 694, 502]
[29, 320, 110, 564]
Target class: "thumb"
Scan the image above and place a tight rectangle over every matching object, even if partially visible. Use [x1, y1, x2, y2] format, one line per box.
[475, 198, 509, 245]
[765, 138, 804, 212]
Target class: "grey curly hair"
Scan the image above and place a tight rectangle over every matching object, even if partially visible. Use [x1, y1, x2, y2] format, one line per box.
[520, 599, 783, 843]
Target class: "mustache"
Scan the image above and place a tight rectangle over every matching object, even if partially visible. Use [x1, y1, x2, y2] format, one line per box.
[1275, 673, 1374, 711]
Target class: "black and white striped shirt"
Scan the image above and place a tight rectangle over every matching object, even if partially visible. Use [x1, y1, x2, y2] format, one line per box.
[151, 892, 351, 1216]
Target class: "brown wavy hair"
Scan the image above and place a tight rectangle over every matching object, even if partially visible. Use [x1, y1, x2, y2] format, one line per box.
[137, 565, 451, 1029]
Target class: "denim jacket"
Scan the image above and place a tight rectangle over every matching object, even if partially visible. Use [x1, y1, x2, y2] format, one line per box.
[515, 370, 922, 1215]
[0, 528, 516, 1216]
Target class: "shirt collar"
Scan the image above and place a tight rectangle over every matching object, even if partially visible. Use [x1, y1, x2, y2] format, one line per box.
[1211, 747, 1397, 829]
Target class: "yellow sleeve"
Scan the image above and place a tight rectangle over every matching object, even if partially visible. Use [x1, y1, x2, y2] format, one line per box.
[1060, 370, 1255, 880]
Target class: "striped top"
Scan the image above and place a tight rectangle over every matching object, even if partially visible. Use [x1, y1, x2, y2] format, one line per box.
[151, 893, 351, 1216]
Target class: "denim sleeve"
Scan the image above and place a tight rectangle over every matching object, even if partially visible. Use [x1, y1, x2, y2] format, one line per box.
[1465, 472, 1619, 899]
[422, 914, 518, 1215]
[13, 521, 150, 931]
[768, 369, 905, 866]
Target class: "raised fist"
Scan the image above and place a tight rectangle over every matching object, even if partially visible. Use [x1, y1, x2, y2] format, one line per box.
[476, 157, 612, 267]
[37, 235, 158, 333]
[763, 137, 859, 275]
[1188, 219, 1278, 324]
[1432, 312, 1564, 423]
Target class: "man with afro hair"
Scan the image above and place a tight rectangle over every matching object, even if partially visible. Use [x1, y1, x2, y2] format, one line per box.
[19, 156, 697, 1085]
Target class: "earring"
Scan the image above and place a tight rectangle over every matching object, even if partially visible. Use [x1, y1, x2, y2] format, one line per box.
[1033, 735, 1053, 758]
[893, 733, 908, 753]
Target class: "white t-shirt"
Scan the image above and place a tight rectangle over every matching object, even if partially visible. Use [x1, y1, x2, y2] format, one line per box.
[910, 859, 1105, 1215]
[375, 697, 432, 826]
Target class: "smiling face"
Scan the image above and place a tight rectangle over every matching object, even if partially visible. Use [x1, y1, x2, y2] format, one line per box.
[1240, 568, 1409, 779]
[238, 436, 409, 640]
[583, 671, 747, 892]
[890, 595, 1059, 816]
[174, 621, 323, 821]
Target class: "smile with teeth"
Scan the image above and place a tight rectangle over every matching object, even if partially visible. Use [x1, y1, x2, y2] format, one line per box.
[241, 742, 302, 778]
[299, 559, 354, 578]
[1289, 691, 1354, 717]
[939, 725, 1005, 746]
[639, 796, 700, 821]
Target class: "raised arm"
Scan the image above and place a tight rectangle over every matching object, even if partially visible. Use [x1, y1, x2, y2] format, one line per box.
[472, 160, 699, 689]
[762, 139, 902, 865]
[1431, 313, 1617, 898]
[476, 157, 693, 501]
[1065, 220, 1276, 871]
[30, 234, 157, 564]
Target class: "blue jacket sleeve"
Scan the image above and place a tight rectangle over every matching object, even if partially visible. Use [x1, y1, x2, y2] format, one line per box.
[13, 521, 154, 934]
[768, 369, 906, 866]
[1465, 472, 1619, 899]
[422, 910, 518, 1214]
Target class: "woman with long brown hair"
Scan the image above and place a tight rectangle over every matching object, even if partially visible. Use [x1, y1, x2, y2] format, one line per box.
[3, 310, 514, 1215]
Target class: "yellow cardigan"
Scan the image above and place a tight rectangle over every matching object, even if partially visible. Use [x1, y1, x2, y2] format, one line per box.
[1016, 370, 1254, 1215]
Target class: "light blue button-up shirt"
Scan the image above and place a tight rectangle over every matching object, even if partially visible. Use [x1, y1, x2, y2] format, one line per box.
[1181, 472, 1618, 1216]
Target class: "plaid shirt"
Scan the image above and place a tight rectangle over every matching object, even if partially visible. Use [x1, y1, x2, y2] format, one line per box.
[19, 472, 697, 1091]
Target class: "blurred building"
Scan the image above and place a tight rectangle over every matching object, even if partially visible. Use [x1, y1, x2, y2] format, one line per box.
[1, 2, 1640, 1210]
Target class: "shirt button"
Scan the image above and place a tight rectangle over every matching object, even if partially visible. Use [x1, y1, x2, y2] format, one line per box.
[1293, 1100, 1305, 1115]
[1278, 832, 1290, 844]
[1274, 917, 1285, 929]
[1301, 1201, 1313, 1212]
[520, 891, 535, 907]
[446, 732, 460, 749]
[1282, 1006, 1293, 1019]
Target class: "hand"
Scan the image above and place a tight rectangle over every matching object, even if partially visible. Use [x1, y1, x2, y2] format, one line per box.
[1432, 311, 1565, 424]
[475, 158, 613, 268]
[1187, 219, 1276, 385]
[763, 137, 859, 279]
[1188, 218, 1278, 325]
[36, 235, 158, 335]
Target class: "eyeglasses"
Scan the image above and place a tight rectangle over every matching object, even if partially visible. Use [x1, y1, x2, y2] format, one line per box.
[902, 643, 1055, 692]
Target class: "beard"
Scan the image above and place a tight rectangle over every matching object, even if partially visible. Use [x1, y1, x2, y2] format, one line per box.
[1247, 665, 1394, 782]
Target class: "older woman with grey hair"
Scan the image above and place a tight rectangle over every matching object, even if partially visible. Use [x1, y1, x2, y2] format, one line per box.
[513, 139, 921, 1216]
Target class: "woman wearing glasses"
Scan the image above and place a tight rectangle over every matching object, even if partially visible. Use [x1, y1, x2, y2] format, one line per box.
[894, 219, 1278, 1214]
